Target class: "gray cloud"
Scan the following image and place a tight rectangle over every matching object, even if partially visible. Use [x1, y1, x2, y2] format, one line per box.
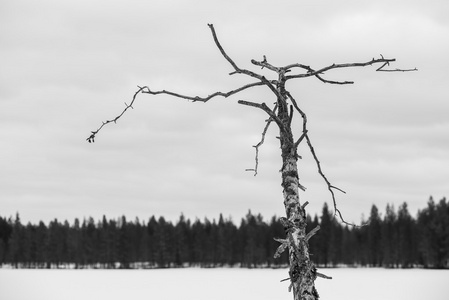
[1, 0, 447, 224]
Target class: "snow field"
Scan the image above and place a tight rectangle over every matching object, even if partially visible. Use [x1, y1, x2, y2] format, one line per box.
[0, 268, 448, 300]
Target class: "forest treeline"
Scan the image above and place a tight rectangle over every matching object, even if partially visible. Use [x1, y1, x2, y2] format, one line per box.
[0, 196, 448, 269]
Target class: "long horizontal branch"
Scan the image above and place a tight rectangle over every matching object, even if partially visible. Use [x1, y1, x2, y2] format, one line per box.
[141, 81, 265, 102]
[87, 82, 265, 142]
[279, 56, 417, 84]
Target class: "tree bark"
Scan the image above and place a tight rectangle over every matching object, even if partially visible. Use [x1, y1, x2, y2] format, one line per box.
[277, 76, 319, 300]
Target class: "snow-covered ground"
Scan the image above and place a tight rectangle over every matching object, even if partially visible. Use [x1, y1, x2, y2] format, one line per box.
[0, 268, 447, 300]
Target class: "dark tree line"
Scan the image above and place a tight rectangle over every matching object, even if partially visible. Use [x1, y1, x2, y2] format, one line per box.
[0, 196, 448, 269]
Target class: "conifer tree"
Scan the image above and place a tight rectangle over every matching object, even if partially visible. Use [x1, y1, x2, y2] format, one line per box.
[367, 205, 382, 266]
[0, 217, 13, 265]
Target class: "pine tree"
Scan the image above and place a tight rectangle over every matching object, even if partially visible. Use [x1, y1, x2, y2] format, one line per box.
[382, 204, 398, 267]
[174, 214, 191, 267]
[0, 217, 13, 265]
[397, 203, 416, 267]
[367, 205, 382, 266]
[316, 203, 332, 267]
[418, 197, 449, 268]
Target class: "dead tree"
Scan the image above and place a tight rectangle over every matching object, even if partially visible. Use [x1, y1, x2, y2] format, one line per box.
[87, 24, 416, 300]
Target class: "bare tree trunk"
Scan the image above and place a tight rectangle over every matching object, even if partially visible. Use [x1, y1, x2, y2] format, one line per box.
[281, 153, 318, 299]
[276, 78, 319, 300]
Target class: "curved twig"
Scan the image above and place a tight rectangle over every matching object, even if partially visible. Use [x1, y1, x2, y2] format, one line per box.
[86, 86, 146, 143]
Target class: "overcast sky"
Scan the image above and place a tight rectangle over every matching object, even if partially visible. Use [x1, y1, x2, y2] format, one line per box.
[1, 0, 448, 225]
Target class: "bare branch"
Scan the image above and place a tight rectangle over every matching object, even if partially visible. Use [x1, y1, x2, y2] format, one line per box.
[288, 105, 294, 126]
[238, 100, 286, 133]
[207, 23, 240, 73]
[285, 91, 308, 149]
[285, 91, 358, 226]
[285, 56, 417, 83]
[251, 56, 280, 73]
[305, 225, 320, 242]
[294, 130, 308, 148]
[89, 25, 408, 234]
[141, 81, 266, 102]
[304, 133, 361, 227]
[376, 62, 418, 72]
[87, 82, 268, 142]
[207, 24, 282, 99]
[283, 63, 312, 71]
[315, 271, 332, 280]
[88, 24, 283, 142]
[246, 105, 278, 176]
[86, 86, 146, 143]
[314, 74, 354, 85]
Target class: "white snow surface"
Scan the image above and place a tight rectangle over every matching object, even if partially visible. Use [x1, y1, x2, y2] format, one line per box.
[0, 268, 447, 300]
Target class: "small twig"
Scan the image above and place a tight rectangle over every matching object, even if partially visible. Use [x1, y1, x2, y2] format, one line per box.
[376, 55, 418, 72]
[273, 237, 289, 259]
[251, 57, 280, 73]
[288, 105, 294, 126]
[86, 86, 146, 143]
[314, 74, 354, 85]
[305, 225, 320, 242]
[294, 130, 308, 148]
[330, 185, 346, 194]
[245, 104, 278, 176]
[316, 271, 332, 280]
[246, 120, 271, 176]
[238, 100, 286, 134]
[285, 91, 308, 147]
